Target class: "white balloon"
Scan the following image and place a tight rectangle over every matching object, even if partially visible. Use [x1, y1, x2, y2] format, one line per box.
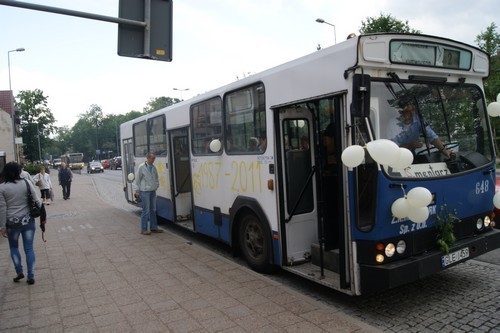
[390, 148, 414, 170]
[494, 192, 500, 209]
[407, 187, 432, 207]
[209, 139, 221, 152]
[487, 102, 500, 117]
[366, 139, 400, 165]
[341, 145, 365, 167]
[127, 173, 135, 181]
[391, 197, 410, 218]
[408, 206, 429, 223]
[497, 92, 500, 103]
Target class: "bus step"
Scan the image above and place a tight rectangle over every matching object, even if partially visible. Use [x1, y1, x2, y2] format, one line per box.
[311, 243, 340, 273]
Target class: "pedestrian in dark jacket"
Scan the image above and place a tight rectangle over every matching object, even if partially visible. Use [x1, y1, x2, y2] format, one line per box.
[58, 162, 73, 200]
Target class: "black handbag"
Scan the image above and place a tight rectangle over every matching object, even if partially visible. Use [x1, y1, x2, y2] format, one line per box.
[24, 179, 42, 218]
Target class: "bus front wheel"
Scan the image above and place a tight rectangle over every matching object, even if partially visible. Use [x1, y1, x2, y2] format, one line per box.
[238, 213, 271, 272]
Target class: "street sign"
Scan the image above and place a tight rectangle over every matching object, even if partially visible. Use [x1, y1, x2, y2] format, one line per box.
[118, 0, 173, 61]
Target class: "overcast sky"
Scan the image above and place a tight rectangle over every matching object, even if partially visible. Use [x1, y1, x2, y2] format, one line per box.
[0, 0, 498, 127]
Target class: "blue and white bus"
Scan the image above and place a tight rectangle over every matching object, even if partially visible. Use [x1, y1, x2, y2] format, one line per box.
[121, 33, 500, 295]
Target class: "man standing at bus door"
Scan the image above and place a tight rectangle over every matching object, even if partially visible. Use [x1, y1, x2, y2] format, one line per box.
[58, 162, 73, 200]
[133, 152, 163, 235]
[388, 102, 452, 158]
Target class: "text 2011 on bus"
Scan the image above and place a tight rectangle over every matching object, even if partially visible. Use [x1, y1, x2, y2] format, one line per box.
[121, 33, 500, 295]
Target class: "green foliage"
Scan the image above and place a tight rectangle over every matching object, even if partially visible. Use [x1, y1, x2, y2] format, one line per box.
[359, 13, 421, 34]
[475, 23, 500, 154]
[435, 205, 459, 254]
[23, 163, 49, 175]
[16, 89, 56, 162]
[143, 96, 181, 113]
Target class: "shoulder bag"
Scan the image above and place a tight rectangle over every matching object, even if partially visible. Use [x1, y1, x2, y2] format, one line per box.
[24, 179, 42, 218]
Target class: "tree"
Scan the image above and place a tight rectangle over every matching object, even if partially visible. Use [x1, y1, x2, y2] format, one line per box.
[16, 89, 56, 162]
[143, 96, 180, 113]
[475, 23, 500, 154]
[360, 13, 421, 34]
[476, 23, 500, 103]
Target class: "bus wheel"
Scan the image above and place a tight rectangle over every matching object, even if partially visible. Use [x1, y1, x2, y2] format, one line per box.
[239, 213, 270, 272]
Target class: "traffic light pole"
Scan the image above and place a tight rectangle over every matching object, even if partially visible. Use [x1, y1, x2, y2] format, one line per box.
[0, 0, 146, 28]
[0, 0, 172, 61]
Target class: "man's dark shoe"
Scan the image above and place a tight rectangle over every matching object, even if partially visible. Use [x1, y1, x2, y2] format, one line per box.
[13, 273, 24, 282]
[27, 279, 35, 285]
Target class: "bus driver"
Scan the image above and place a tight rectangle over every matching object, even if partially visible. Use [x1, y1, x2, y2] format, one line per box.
[388, 103, 452, 159]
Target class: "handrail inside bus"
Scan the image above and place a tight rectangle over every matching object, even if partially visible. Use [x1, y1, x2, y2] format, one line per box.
[285, 165, 317, 223]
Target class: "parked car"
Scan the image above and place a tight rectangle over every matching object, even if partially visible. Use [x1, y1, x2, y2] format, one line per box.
[111, 156, 122, 170]
[101, 159, 111, 169]
[87, 161, 104, 174]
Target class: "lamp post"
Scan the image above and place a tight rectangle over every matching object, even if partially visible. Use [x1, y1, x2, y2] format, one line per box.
[8, 47, 25, 163]
[315, 18, 336, 45]
[36, 122, 42, 162]
[173, 87, 189, 100]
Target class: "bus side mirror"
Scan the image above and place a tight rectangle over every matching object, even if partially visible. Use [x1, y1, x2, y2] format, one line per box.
[352, 74, 371, 117]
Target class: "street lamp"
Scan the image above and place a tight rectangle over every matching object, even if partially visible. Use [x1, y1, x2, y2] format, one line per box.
[173, 87, 189, 100]
[8, 47, 25, 163]
[315, 18, 336, 45]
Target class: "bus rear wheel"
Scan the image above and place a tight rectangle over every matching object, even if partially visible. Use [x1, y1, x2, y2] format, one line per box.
[238, 213, 271, 272]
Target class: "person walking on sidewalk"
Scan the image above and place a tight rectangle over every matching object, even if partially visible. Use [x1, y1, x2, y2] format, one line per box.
[58, 162, 73, 200]
[33, 166, 53, 205]
[133, 152, 163, 235]
[0, 162, 47, 285]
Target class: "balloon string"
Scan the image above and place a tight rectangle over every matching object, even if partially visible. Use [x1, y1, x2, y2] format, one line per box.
[401, 184, 407, 198]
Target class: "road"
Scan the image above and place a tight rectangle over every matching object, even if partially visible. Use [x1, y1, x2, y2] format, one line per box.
[88, 169, 500, 333]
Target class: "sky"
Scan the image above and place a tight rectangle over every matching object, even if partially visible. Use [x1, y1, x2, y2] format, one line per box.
[0, 0, 498, 128]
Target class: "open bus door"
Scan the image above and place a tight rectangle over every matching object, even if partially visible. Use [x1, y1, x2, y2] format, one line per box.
[277, 108, 318, 265]
[168, 127, 194, 229]
[122, 138, 135, 203]
[276, 96, 350, 292]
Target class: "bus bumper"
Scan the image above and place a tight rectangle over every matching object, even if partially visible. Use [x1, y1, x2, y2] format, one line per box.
[359, 228, 500, 294]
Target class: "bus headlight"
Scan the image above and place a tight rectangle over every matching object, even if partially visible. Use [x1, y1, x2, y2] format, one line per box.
[476, 218, 484, 231]
[396, 240, 406, 254]
[483, 216, 491, 228]
[375, 254, 385, 263]
[385, 243, 395, 257]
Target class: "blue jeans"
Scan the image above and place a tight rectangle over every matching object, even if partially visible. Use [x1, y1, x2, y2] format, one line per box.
[140, 191, 158, 232]
[8, 221, 36, 279]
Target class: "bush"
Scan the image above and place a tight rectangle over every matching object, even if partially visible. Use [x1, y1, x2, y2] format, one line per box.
[23, 163, 50, 175]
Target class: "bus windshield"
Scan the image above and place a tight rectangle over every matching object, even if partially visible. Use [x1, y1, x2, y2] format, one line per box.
[370, 80, 493, 178]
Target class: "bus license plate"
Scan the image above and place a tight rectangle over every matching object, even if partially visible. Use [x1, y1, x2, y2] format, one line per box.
[441, 247, 469, 267]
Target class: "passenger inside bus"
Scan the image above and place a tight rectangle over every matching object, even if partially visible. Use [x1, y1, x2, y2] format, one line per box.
[258, 134, 267, 152]
[388, 102, 452, 159]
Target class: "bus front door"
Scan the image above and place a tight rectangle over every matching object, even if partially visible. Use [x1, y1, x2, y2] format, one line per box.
[169, 127, 193, 228]
[278, 108, 318, 265]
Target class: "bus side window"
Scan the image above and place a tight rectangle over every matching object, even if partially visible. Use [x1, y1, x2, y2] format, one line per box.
[224, 83, 266, 155]
[191, 97, 222, 155]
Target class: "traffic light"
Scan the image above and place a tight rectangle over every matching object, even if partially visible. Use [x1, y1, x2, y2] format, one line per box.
[118, 0, 173, 62]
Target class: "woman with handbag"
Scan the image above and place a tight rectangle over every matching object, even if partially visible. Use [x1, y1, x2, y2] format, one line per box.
[0, 162, 47, 285]
[33, 166, 53, 205]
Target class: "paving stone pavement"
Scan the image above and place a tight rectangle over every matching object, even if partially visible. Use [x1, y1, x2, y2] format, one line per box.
[0, 171, 381, 332]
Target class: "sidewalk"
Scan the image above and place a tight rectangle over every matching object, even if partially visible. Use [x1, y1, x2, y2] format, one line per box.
[0, 171, 379, 332]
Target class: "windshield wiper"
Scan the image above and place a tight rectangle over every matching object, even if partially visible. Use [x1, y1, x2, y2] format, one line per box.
[387, 72, 431, 155]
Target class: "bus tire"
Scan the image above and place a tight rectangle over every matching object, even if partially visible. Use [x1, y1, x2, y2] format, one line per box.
[238, 213, 271, 273]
